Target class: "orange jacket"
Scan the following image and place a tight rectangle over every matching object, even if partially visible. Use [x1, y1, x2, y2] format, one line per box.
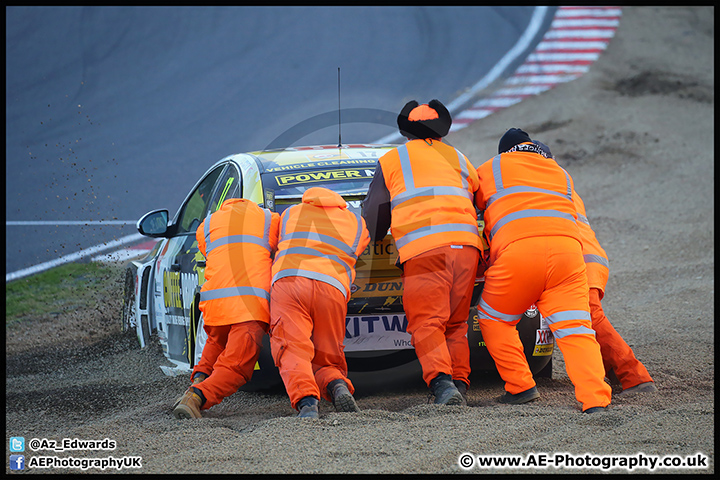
[272, 187, 370, 301]
[475, 142, 581, 263]
[573, 191, 610, 298]
[376, 139, 481, 262]
[196, 198, 280, 326]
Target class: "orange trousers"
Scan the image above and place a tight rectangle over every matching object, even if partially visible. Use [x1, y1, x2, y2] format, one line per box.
[590, 288, 654, 389]
[477, 236, 611, 411]
[192, 320, 267, 410]
[402, 245, 479, 388]
[269, 276, 355, 410]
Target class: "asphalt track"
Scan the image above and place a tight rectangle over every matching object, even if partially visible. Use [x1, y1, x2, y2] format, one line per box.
[5, 6, 555, 280]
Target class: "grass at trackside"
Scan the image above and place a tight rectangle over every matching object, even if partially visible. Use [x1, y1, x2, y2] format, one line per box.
[5, 262, 124, 327]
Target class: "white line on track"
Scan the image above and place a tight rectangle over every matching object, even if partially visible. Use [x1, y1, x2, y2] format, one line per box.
[6, 233, 146, 282]
[7, 220, 136, 225]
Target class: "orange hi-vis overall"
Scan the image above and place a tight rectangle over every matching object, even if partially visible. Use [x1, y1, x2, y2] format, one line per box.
[574, 193, 654, 389]
[475, 143, 611, 411]
[379, 139, 481, 387]
[192, 198, 280, 409]
[269, 187, 370, 410]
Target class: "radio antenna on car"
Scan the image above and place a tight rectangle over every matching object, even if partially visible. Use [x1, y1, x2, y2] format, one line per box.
[337, 67, 342, 148]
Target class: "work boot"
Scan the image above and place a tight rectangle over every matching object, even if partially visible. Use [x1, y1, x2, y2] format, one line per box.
[297, 396, 319, 419]
[429, 373, 464, 406]
[173, 387, 204, 419]
[498, 386, 540, 405]
[584, 406, 607, 414]
[453, 380, 469, 406]
[619, 381, 657, 395]
[327, 379, 360, 412]
[172, 372, 209, 409]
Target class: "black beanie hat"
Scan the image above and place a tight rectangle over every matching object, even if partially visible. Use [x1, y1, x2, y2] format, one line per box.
[397, 99, 452, 139]
[498, 128, 532, 154]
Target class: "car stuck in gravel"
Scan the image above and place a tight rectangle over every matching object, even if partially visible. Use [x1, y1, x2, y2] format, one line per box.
[122, 144, 554, 389]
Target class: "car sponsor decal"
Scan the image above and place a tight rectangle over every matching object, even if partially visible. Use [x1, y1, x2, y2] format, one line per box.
[533, 344, 554, 356]
[359, 281, 403, 294]
[533, 328, 554, 356]
[272, 168, 375, 186]
[343, 314, 412, 352]
[264, 158, 378, 172]
[163, 271, 199, 316]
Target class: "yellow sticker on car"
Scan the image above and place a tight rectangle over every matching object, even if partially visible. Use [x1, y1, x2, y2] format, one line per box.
[274, 168, 374, 187]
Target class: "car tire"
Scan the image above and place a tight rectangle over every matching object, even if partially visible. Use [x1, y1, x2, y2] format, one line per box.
[121, 268, 136, 334]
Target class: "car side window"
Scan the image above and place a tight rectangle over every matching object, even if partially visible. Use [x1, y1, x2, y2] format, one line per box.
[176, 165, 224, 235]
[209, 165, 241, 213]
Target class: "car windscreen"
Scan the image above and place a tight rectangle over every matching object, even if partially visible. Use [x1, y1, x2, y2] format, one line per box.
[261, 167, 374, 214]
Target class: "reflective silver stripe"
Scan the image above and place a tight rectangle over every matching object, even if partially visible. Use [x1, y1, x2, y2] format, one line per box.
[545, 310, 592, 325]
[350, 212, 364, 254]
[262, 208, 272, 241]
[272, 269, 347, 296]
[200, 286, 270, 303]
[279, 206, 356, 257]
[203, 210, 212, 244]
[560, 167, 573, 199]
[584, 254, 609, 268]
[477, 298, 523, 323]
[397, 144, 415, 189]
[392, 186, 473, 209]
[487, 185, 573, 208]
[274, 246, 353, 281]
[395, 222, 479, 249]
[207, 235, 271, 253]
[492, 155, 503, 192]
[553, 326, 597, 339]
[281, 230, 357, 258]
[546, 310, 595, 339]
[577, 213, 590, 225]
[456, 148, 469, 191]
[489, 209, 576, 240]
[205, 207, 273, 254]
[279, 205, 297, 241]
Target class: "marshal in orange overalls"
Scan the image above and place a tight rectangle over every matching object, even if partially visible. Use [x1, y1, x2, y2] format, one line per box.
[269, 187, 370, 411]
[475, 138, 611, 412]
[190, 198, 280, 410]
[367, 134, 482, 391]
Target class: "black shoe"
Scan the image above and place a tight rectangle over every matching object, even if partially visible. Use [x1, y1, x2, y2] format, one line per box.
[297, 396, 319, 419]
[430, 374, 464, 406]
[498, 386, 540, 405]
[327, 379, 360, 412]
[584, 406, 607, 414]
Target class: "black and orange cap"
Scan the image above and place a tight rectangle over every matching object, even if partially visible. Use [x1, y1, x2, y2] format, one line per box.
[397, 99, 452, 139]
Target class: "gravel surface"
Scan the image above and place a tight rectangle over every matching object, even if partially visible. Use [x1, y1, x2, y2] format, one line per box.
[6, 6, 714, 474]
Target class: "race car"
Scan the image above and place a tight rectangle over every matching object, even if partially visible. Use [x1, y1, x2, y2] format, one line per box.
[121, 144, 553, 389]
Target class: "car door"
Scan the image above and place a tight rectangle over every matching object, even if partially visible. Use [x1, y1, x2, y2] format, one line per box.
[154, 163, 230, 367]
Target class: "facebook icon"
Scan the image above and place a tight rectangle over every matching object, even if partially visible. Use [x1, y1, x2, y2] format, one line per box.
[10, 455, 25, 471]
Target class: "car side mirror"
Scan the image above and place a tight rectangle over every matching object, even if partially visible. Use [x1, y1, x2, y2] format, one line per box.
[137, 209, 170, 237]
